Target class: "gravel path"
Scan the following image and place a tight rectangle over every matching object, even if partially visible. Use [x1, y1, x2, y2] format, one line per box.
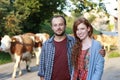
[0, 57, 120, 80]
[0, 58, 39, 80]
[102, 57, 120, 80]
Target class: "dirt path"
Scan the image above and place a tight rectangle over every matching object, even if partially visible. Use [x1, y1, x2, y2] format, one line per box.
[0, 57, 120, 80]
[0, 58, 39, 80]
[102, 57, 120, 80]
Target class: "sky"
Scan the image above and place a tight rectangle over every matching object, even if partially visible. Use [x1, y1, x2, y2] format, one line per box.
[92, 0, 118, 17]
[63, 0, 75, 17]
[102, 0, 117, 17]
[86, 0, 117, 17]
[64, 0, 118, 17]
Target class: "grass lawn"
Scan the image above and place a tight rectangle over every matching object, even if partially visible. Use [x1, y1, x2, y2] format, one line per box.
[108, 50, 120, 58]
[0, 52, 12, 65]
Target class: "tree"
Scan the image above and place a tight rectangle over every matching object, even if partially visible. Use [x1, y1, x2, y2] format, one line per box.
[13, 0, 67, 33]
[70, 0, 107, 17]
[0, 0, 68, 36]
[0, 0, 19, 36]
[5, 14, 22, 36]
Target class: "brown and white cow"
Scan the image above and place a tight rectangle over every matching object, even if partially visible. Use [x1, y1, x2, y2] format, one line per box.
[93, 34, 118, 51]
[23, 32, 50, 65]
[0, 35, 34, 78]
[34, 33, 49, 65]
[35, 33, 50, 43]
[23, 33, 43, 65]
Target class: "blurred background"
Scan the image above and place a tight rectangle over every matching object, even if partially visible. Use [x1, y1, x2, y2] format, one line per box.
[0, 0, 119, 63]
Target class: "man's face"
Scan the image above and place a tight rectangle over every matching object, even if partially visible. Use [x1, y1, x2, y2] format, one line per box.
[51, 17, 66, 36]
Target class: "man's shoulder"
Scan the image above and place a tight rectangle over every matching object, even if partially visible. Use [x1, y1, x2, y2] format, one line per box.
[67, 34, 75, 40]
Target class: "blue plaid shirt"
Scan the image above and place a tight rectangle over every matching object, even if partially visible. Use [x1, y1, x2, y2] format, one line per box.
[38, 34, 75, 80]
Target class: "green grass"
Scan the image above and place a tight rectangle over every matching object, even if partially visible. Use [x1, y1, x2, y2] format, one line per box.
[0, 52, 12, 65]
[108, 50, 120, 58]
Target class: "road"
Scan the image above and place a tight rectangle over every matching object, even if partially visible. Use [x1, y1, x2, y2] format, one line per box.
[102, 57, 120, 80]
[0, 57, 120, 80]
[0, 58, 39, 80]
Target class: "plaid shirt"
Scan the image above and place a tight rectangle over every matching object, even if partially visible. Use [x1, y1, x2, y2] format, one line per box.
[38, 34, 75, 80]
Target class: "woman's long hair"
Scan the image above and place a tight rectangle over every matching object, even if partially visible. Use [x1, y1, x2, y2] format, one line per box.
[71, 17, 93, 68]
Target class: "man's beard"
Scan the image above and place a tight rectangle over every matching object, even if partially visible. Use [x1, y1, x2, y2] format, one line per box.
[55, 31, 65, 36]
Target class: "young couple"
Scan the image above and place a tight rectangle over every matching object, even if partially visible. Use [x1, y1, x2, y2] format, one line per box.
[38, 15, 105, 80]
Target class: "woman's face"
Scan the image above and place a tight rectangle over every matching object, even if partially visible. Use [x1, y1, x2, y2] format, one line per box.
[76, 23, 90, 40]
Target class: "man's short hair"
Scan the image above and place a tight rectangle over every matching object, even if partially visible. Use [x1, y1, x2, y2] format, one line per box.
[50, 15, 66, 26]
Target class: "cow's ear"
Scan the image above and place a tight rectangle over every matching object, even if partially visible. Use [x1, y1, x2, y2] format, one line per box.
[12, 39, 16, 42]
[11, 38, 16, 42]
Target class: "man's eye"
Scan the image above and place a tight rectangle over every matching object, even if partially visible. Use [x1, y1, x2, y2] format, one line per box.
[59, 23, 63, 26]
[53, 24, 57, 27]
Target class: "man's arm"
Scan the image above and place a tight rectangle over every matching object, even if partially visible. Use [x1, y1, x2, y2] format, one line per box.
[99, 46, 106, 57]
[38, 45, 46, 79]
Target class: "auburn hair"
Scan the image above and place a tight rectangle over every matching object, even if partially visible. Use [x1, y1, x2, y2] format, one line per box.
[71, 17, 93, 68]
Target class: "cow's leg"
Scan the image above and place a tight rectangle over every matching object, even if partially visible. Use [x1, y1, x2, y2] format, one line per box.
[36, 52, 40, 66]
[104, 45, 106, 51]
[108, 45, 110, 52]
[26, 60, 31, 72]
[18, 61, 22, 76]
[35, 48, 41, 66]
[12, 54, 21, 78]
[25, 53, 32, 72]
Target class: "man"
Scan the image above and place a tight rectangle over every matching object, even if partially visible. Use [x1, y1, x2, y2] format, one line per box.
[38, 15, 105, 80]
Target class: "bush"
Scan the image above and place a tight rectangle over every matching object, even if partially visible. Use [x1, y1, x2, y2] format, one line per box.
[0, 52, 12, 65]
[108, 50, 120, 58]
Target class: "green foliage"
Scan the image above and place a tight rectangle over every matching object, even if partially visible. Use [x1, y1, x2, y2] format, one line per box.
[108, 24, 114, 31]
[93, 28, 101, 35]
[66, 27, 72, 34]
[88, 14, 96, 23]
[65, 17, 74, 34]
[13, 0, 67, 33]
[14, 0, 41, 21]
[0, 52, 12, 65]
[65, 16, 74, 29]
[5, 14, 22, 36]
[108, 51, 120, 58]
[0, 0, 67, 35]
[0, 0, 12, 36]
[40, 23, 54, 37]
[70, 0, 107, 18]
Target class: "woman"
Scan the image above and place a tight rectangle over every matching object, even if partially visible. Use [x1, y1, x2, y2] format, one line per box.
[71, 17, 104, 80]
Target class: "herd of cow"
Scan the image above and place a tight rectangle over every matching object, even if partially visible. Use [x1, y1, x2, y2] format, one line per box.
[0, 32, 49, 78]
[93, 34, 118, 52]
[0, 32, 118, 78]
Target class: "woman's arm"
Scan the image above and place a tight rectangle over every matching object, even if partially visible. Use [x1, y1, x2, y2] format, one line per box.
[92, 55, 104, 80]
[92, 42, 105, 80]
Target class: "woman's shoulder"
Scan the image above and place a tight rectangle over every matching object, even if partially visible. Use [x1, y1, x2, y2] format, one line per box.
[92, 39, 102, 50]
[92, 39, 101, 46]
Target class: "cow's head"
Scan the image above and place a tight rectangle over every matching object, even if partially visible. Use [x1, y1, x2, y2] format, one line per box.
[0, 35, 11, 52]
[34, 36, 43, 48]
